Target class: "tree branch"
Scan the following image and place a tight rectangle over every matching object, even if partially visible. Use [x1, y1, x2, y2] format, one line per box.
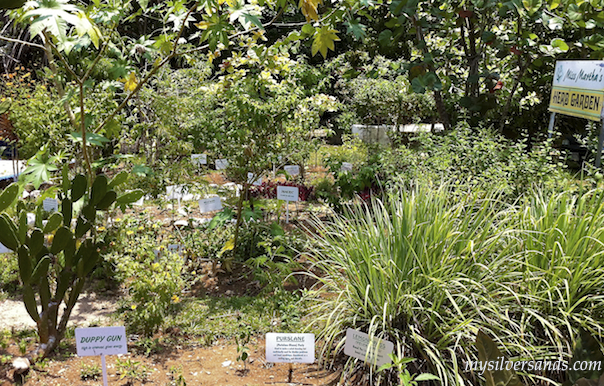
[0, 35, 45, 51]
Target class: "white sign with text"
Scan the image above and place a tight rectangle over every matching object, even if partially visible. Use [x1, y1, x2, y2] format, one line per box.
[199, 196, 223, 213]
[75, 326, 128, 357]
[341, 162, 353, 172]
[215, 159, 229, 170]
[284, 165, 300, 176]
[266, 333, 315, 363]
[344, 328, 393, 367]
[277, 186, 299, 202]
[191, 154, 207, 166]
[42, 198, 59, 212]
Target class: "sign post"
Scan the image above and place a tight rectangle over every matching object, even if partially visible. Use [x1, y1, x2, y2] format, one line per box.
[266, 333, 314, 385]
[548, 60, 604, 166]
[75, 326, 128, 386]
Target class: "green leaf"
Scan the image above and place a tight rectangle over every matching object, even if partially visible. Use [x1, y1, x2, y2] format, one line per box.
[116, 190, 144, 204]
[522, 0, 542, 15]
[43, 212, 63, 233]
[69, 132, 110, 147]
[568, 4, 584, 21]
[301, 24, 315, 35]
[0, 183, 19, 212]
[378, 29, 393, 46]
[18, 245, 32, 284]
[476, 331, 525, 386]
[568, 328, 604, 384]
[108, 171, 129, 188]
[548, 0, 560, 10]
[551, 38, 569, 51]
[132, 164, 153, 176]
[415, 373, 440, 382]
[345, 19, 366, 40]
[0, 98, 11, 115]
[70, 174, 87, 202]
[311, 26, 341, 58]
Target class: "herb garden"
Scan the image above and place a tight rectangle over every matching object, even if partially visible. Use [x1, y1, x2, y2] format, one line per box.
[1, 0, 604, 385]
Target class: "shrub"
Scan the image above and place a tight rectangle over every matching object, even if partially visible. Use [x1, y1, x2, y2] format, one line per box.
[306, 186, 604, 385]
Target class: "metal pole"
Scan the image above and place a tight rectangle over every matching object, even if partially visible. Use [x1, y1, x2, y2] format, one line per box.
[598, 119, 604, 168]
[101, 354, 108, 386]
[547, 112, 556, 139]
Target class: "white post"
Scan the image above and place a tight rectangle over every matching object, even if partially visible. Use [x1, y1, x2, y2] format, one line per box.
[101, 354, 108, 386]
[286, 203, 289, 224]
[547, 112, 556, 139]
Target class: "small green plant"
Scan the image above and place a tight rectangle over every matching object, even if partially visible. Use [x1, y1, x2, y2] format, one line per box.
[115, 357, 150, 385]
[80, 363, 101, 381]
[168, 365, 187, 386]
[17, 339, 28, 356]
[235, 320, 252, 373]
[379, 356, 439, 386]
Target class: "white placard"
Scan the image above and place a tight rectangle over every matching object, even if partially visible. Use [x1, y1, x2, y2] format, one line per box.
[191, 154, 207, 166]
[284, 165, 300, 176]
[0, 243, 11, 253]
[199, 196, 222, 213]
[344, 328, 394, 367]
[247, 172, 262, 186]
[341, 162, 353, 172]
[167, 244, 184, 255]
[553, 61, 604, 91]
[215, 159, 229, 170]
[42, 198, 58, 212]
[75, 326, 128, 357]
[166, 185, 187, 200]
[266, 333, 315, 364]
[277, 186, 299, 202]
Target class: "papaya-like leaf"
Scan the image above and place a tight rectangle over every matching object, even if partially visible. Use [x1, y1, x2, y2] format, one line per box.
[476, 330, 525, 386]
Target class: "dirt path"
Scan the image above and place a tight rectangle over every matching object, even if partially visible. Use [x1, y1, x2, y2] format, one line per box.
[0, 292, 118, 331]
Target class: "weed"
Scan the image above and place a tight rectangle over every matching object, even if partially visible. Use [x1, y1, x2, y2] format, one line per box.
[115, 357, 150, 384]
[80, 363, 101, 381]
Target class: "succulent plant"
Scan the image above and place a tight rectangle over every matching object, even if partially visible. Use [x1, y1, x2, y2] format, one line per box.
[0, 170, 143, 360]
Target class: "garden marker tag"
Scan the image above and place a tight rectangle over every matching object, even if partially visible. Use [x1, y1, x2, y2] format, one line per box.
[284, 165, 300, 176]
[75, 326, 128, 386]
[277, 186, 299, 223]
[277, 186, 299, 202]
[341, 162, 353, 172]
[215, 159, 229, 170]
[0, 243, 11, 253]
[247, 172, 262, 186]
[42, 198, 59, 212]
[191, 154, 207, 166]
[199, 196, 222, 213]
[167, 244, 185, 255]
[266, 333, 315, 364]
[344, 328, 394, 367]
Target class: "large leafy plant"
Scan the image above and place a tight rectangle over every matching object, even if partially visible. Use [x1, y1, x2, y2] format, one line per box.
[0, 173, 142, 360]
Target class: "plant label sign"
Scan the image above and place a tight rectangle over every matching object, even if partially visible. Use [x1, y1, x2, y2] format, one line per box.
[75, 326, 128, 357]
[166, 185, 187, 200]
[284, 165, 300, 176]
[247, 172, 262, 186]
[199, 196, 222, 213]
[42, 198, 59, 212]
[0, 243, 11, 253]
[266, 333, 315, 363]
[215, 159, 229, 170]
[191, 154, 207, 166]
[341, 162, 353, 172]
[344, 328, 394, 367]
[277, 186, 299, 202]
